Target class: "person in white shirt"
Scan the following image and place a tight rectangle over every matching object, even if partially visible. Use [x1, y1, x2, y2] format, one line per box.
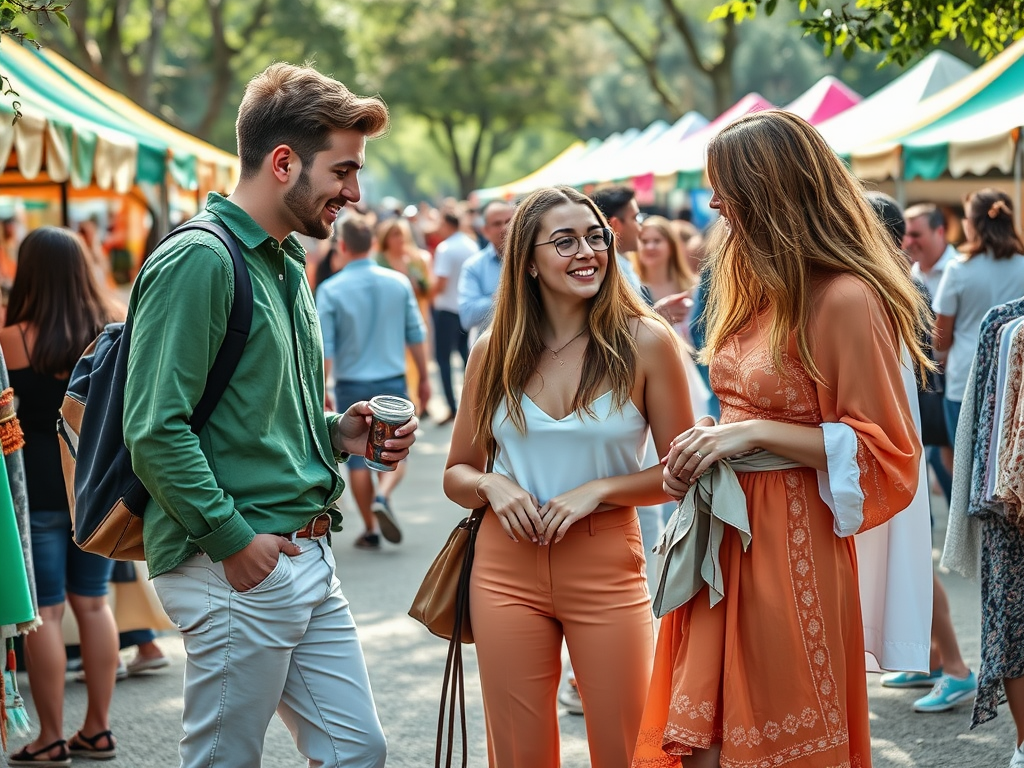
[433, 211, 477, 423]
[933, 189, 1024, 437]
[904, 203, 957, 299]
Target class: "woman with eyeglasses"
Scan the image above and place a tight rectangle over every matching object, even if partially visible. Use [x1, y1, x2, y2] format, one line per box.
[444, 185, 693, 768]
[631, 111, 929, 768]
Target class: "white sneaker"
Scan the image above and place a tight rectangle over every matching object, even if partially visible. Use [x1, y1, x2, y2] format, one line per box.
[557, 677, 584, 716]
[1009, 742, 1024, 768]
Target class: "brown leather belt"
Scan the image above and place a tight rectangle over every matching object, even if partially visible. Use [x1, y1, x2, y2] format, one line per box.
[282, 512, 332, 540]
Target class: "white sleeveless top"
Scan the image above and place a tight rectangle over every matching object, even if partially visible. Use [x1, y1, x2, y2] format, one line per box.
[492, 391, 650, 505]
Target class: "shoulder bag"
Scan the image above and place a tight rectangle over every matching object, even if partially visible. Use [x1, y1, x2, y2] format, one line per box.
[408, 456, 492, 768]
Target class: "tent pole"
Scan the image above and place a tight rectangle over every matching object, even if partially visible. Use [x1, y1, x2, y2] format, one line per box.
[159, 175, 170, 237]
[60, 181, 69, 227]
[895, 152, 907, 208]
[1015, 132, 1023, 232]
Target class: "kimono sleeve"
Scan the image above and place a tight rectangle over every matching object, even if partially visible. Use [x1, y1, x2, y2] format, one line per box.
[810, 275, 922, 536]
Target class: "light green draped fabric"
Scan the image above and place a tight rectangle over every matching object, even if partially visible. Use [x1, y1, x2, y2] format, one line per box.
[652, 450, 802, 618]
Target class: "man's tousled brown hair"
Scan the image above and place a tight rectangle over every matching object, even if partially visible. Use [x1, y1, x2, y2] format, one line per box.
[236, 62, 389, 179]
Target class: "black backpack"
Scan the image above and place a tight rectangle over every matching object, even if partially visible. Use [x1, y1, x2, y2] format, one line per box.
[57, 219, 253, 560]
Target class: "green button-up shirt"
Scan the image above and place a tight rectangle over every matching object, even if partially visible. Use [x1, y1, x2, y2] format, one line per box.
[124, 193, 345, 577]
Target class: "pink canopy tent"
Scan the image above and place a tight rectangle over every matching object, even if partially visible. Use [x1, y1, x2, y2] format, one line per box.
[785, 75, 862, 125]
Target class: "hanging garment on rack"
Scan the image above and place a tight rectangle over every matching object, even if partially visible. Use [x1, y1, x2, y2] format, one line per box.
[966, 299, 1024, 520]
[993, 320, 1024, 529]
[943, 297, 1024, 730]
[984, 318, 1024, 500]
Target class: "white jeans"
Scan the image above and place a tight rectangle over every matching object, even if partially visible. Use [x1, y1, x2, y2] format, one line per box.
[153, 537, 386, 768]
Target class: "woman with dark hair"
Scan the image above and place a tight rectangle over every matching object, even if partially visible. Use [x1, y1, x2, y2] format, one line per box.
[934, 188, 1024, 442]
[633, 111, 929, 768]
[444, 186, 693, 767]
[2, 226, 122, 766]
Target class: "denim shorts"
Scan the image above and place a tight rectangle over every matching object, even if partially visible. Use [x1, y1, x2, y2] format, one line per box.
[335, 375, 408, 471]
[30, 509, 113, 606]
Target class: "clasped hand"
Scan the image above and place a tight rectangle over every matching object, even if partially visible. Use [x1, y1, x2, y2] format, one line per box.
[483, 474, 604, 545]
[662, 417, 756, 498]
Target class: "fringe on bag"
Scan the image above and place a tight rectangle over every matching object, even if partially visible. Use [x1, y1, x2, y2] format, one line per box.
[2, 637, 31, 750]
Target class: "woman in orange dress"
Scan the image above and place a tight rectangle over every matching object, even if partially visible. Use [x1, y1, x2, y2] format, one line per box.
[632, 110, 930, 768]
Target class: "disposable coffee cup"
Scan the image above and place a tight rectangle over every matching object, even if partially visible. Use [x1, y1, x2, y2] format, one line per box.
[364, 395, 415, 471]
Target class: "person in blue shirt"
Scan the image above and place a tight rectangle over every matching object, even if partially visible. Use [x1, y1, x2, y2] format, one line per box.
[458, 200, 513, 334]
[317, 214, 429, 549]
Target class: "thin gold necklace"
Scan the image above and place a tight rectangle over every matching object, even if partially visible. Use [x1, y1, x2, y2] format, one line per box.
[543, 328, 588, 366]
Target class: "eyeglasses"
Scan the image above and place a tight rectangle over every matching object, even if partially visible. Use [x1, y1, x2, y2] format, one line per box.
[534, 227, 613, 257]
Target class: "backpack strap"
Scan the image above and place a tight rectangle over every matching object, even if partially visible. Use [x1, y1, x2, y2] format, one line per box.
[154, 219, 254, 434]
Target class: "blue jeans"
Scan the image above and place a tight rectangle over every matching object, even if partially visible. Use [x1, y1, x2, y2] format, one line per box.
[433, 309, 469, 413]
[943, 398, 962, 450]
[29, 509, 113, 607]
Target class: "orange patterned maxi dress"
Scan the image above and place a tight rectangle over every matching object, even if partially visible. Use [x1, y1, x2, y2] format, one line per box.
[632, 275, 921, 768]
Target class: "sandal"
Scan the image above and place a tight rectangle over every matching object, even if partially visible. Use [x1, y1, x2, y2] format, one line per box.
[67, 730, 116, 760]
[8, 739, 71, 766]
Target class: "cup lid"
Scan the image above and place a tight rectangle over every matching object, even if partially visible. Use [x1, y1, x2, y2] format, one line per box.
[368, 395, 415, 422]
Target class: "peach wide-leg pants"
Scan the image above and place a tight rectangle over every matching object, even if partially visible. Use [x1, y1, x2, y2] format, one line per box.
[470, 506, 655, 768]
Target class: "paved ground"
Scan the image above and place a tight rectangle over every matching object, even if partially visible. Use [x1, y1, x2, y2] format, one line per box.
[9, 398, 1018, 767]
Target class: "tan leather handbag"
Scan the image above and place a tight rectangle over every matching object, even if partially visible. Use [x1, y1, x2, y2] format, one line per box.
[408, 457, 492, 767]
[408, 503, 486, 643]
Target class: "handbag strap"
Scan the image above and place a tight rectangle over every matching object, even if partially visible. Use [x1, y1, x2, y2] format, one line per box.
[435, 450, 493, 768]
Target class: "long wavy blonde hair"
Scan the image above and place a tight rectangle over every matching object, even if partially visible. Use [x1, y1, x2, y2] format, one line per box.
[473, 186, 653, 448]
[635, 215, 696, 292]
[700, 110, 931, 382]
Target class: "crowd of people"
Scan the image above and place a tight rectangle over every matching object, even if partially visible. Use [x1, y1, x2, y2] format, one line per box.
[0, 60, 1022, 768]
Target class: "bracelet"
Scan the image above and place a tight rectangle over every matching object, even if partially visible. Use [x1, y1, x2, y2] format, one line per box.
[474, 474, 488, 503]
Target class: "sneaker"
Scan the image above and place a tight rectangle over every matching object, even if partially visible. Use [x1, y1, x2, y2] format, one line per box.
[880, 669, 943, 689]
[913, 671, 978, 712]
[1010, 743, 1024, 768]
[371, 496, 402, 544]
[126, 653, 170, 676]
[354, 531, 381, 550]
[557, 677, 584, 716]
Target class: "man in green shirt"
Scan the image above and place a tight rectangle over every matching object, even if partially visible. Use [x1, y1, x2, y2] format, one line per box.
[124, 63, 411, 768]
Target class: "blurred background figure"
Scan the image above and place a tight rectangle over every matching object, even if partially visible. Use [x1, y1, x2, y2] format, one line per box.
[375, 216, 435, 417]
[430, 210, 475, 424]
[1, 227, 122, 766]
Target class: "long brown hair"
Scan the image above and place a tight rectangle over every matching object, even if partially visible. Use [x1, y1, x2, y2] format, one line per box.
[377, 217, 418, 258]
[6, 226, 115, 376]
[960, 188, 1024, 261]
[472, 186, 652, 447]
[701, 110, 930, 381]
[636, 215, 696, 292]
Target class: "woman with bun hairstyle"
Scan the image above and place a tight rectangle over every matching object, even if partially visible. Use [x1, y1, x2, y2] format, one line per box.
[933, 188, 1024, 440]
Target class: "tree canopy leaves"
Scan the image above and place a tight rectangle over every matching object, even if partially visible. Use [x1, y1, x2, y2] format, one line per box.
[714, 0, 1024, 64]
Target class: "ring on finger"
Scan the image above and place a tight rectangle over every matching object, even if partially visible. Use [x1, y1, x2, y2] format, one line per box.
[694, 450, 704, 460]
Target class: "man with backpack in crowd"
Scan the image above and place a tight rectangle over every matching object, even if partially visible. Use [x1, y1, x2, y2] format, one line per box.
[122, 64, 414, 768]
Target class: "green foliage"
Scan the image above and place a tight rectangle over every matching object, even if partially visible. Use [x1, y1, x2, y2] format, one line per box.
[718, 0, 1024, 64]
[352, 0, 591, 197]
[0, 1, 71, 121]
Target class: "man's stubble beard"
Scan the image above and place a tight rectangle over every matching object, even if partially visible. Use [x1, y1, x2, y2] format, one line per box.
[284, 167, 333, 240]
